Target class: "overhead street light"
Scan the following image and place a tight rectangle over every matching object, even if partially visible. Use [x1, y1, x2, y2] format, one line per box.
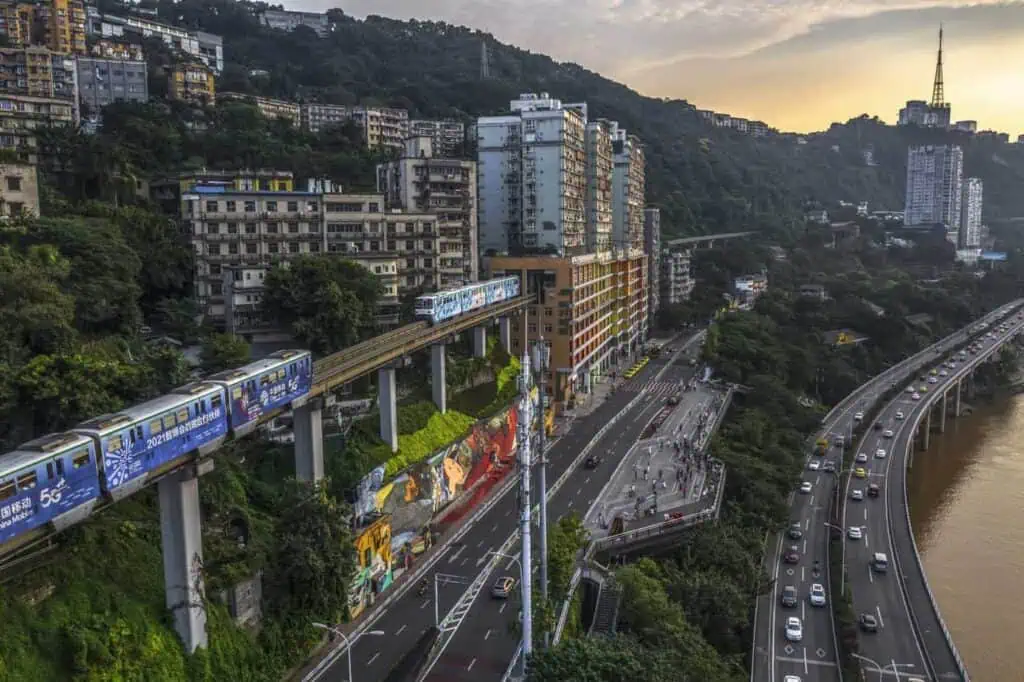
[310, 623, 385, 682]
[852, 653, 914, 682]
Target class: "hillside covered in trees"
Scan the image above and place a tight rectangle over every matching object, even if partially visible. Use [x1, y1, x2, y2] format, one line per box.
[78, 0, 1024, 238]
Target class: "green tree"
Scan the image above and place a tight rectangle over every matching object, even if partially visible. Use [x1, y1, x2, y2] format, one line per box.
[200, 333, 251, 374]
[263, 256, 382, 355]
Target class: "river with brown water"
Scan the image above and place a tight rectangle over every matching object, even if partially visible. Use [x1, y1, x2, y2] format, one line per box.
[907, 393, 1024, 680]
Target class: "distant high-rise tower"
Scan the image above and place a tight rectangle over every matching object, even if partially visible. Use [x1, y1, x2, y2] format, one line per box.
[480, 40, 490, 80]
[959, 177, 983, 249]
[904, 144, 963, 245]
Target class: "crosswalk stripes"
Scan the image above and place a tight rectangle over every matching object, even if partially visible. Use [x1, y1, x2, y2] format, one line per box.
[620, 380, 684, 396]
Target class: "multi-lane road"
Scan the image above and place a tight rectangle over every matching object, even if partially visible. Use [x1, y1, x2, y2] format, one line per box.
[307, 335, 705, 682]
[751, 300, 1024, 682]
[846, 309, 1024, 682]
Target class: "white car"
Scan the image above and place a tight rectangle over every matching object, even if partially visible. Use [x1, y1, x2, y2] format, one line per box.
[784, 677, 802, 682]
[875, 448, 887, 459]
[785, 616, 803, 642]
[912, 392, 921, 401]
[939, 370, 949, 377]
[895, 411, 905, 420]
[928, 377, 938, 384]
[856, 452, 868, 463]
[848, 526, 863, 540]
[850, 489, 864, 501]
[854, 412, 864, 422]
[800, 481, 813, 494]
[882, 429, 894, 438]
[808, 460, 821, 471]
[905, 386, 916, 394]
[809, 583, 827, 607]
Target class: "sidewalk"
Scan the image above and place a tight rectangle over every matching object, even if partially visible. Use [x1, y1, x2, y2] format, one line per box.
[585, 382, 729, 540]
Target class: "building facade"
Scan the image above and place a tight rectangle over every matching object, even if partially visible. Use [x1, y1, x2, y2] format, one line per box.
[218, 92, 300, 128]
[76, 56, 147, 112]
[86, 8, 223, 73]
[377, 135, 478, 286]
[0, 161, 38, 216]
[259, 9, 328, 36]
[182, 170, 440, 331]
[487, 248, 648, 408]
[0, 93, 74, 159]
[408, 119, 465, 157]
[643, 208, 660, 317]
[477, 93, 587, 256]
[584, 119, 613, 252]
[660, 249, 693, 306]
[734, 274, 768, 308]
[898, 100, 951, 128]
[0, 46, 77, 99]
[0, 0, 87, 54]
[301, 103, 409, 152]
[611, 122, 645, 251]
[169, 61, 215, 103]
[904, 144, 963, 242]
[959, 177, 983, 249]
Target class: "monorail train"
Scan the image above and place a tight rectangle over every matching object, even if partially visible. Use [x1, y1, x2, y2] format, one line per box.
[414, 277, 521, 325]
[0, 350, 312, 547]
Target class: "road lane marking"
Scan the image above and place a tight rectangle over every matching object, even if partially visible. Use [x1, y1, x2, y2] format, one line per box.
[864, 533, 869, 549]
[421, 599, 430, 609]
[460, 558, 469, 566]
[864, 508, 868, 520]
[868, 565, 874, 584]
[484, 629, 491, 640]
[368, 652, 381, 665]
[396, 624, 407, 635]
[476, 547, 494, 567]
[876, 605, 885, 628]
[773, 656, 837, 667]
[447, 545, 466, 564]
[803, 648, 809, 674]
[499, 602, 506, 614]
[491, 523, 499, 533]
[476, 540, 485, 548]
[467, 658, 476, 671]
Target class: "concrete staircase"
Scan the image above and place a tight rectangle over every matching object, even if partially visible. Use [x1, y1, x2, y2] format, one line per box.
[589, 578, 622, 637]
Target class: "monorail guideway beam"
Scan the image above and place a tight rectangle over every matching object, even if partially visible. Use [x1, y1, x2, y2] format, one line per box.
[159, 463, 211, 653]
[294, 398, 325, 483]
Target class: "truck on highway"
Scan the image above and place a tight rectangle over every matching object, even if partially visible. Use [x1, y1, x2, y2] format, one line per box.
[814, 438, 829, 455]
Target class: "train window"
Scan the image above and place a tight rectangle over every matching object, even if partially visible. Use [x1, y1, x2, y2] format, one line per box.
[108, 435, 123, 452]
[150, 418, 163, 434]
[211, 395, 223, 410]
[0, 480, 14, 502]
[276, 369, 285, 381]
[16, 472, 37, 490]
[260, 374, 272, 387]
[177, 408, 188, 423]
[56, 458, 64, 477]
[163, 414, 176, 429]
[232, 387, 242, 400]
[72, 450, 90, 469]
[46, 462, 54, 479]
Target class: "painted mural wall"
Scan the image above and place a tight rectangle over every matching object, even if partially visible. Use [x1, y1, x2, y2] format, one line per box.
[352, 406, 519, 574]
[349, 515, 393, 620]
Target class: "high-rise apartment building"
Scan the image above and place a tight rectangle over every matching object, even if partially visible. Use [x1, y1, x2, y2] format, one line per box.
[611, 122, 645, 251]
[76, 56, 148, 112]
[377, 135, 478, 286]
[584, 119, 613, 252]
[660, 249, 694, 306]
[487, 248, 648, 408]
[180, 170, 441, 334]
[643, 208, 661, 317]
[904, 144, 963, 243]
[259, 9, 329, 36]
[85, 7, 223, 73]
[300, 103, 409, 152]
[218, 92, 301, 129]
[409, 119, 466, 157]
[0, 0, 87, 54]
[959, 177, 983, 249]
[477, 93, 587, 256]
[169, 61, 215, 104]
[0, 46, 77, 99]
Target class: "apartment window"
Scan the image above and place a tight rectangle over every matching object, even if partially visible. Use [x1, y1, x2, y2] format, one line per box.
[211, 281, 222, 296]
[387, 240, 396, 251]
[268, 243, 279, 254]
[368, 202, 379, 212]
[424, 258, 432, 268]
[406, 275, 416, 286]
[544, 324, 553, 333]
[529, 323, 538, 333]
[267, 223, 278, 234]
[287, 201, 298, 212]
[266, 201, 278, 212]
[210, 263, 221, 275]
[310, 242, 321, 252]
[226, 200, 237, 212]
[227, 222, 238, 234]
[9, 201, 23, 214]
[228, 243, 239, 255]
[245, 223, 257, 234]
[405, 240, 414, 250]
[244, 200, 256, 212]
[205, 200, 217, 212]
[208, 223, 219, 234]
[422, 240, 431, 250]
[307, 201, 319, 212]
[288, 222, 299, 233]
[288, 242, 300, 253]
[245, 243, 257, 254]
[406, 258, 415, 269]
[208, 243, 221, 255]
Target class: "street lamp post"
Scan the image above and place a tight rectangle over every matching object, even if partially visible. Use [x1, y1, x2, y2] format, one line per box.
[532, 338, 551, 650]
[433, 572, 471, 628]
[310, 623, 384, 682]
[851, 653, 914, 682]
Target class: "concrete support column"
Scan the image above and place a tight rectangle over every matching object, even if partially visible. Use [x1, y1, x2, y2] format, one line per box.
[293, 399, 325, 483]
[158, 467, 208, 653]
[922, 411, 931, 450]
[939, 393, 947, 433]
[498, 317, 512, 354]
[955, 380, 962, 417]
[472, 325, 487, 358]
[431, 343, 447, 414]
[379, 366, 398, 453]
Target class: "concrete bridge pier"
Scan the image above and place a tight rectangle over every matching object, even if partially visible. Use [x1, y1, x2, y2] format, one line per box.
[379, 366, 399, 452]
[939, 392, 947, 433]
[498, 316, 512, 354]
[472, 325, 487, 358]
[921, 409, 931, 450]
[431, 343, 447, 414]
[955, 380, 962, 417]
[293, 398, 325, 483]
[159, 464, 210, 653]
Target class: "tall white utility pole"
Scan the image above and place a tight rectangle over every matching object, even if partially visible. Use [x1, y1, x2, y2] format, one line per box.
[532, 338, 550, 648]
[516, 347, 534, 668]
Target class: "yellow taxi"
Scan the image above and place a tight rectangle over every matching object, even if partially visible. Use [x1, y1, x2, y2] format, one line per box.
[854, 467, 868, 479]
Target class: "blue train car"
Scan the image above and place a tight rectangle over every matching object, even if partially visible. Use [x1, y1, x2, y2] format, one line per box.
[208, 349, 312, 437]
[414, 277, 522, 325]
[0, 432, 101, 546]
[74, 382, 229, 500]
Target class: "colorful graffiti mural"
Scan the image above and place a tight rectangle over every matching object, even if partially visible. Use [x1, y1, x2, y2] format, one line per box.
[349, 515, 394, 620]
[353, 406, 520, 573]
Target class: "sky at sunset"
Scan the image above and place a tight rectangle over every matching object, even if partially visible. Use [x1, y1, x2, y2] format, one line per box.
[284, 0, 1024, 136]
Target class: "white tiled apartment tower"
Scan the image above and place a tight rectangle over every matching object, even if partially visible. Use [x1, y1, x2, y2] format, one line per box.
[904, 144, 963, 245]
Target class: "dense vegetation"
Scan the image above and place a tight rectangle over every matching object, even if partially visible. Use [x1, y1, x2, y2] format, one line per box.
[528, 238, 1024, 680]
